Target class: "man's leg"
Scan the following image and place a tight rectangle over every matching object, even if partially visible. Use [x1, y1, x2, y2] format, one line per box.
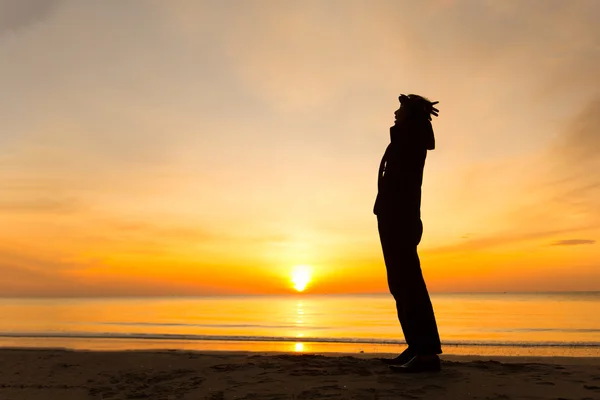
[400, 248, 442, 356]
[378, 218, 416, 349]
[382, 218, 441, 356]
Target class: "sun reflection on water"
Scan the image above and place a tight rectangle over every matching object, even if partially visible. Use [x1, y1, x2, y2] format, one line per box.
[296, 301, 304, 326]
[294, 301, 305, 352]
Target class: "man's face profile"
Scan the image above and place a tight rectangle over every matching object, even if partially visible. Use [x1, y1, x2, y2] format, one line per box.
[394, 105, 408, 124]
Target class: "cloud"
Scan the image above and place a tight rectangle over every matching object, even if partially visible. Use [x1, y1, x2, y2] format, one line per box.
[0, 0, 61, 36]
[540, 96, 600, 223]
[553, 96, 600, 165]
[0, 248, 86, 296]
[425, 227, 580, 254]
[0, 197, 81, 214]
[0, 247, 231, 297]
[551, 239, 596, 246]
[507, 95, 600, 227]
[425, 94, 600, 254]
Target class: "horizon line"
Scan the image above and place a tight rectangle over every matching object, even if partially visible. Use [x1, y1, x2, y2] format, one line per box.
[1, 290, 599, 299]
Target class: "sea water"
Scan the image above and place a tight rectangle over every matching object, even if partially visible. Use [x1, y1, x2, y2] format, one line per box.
[0, 292, 599, 356]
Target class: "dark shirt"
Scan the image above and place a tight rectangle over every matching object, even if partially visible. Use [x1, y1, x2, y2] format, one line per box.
[373, 124, 428, 221]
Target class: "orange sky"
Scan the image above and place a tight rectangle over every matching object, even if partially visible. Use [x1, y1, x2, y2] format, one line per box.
[1, 0, 599, 296]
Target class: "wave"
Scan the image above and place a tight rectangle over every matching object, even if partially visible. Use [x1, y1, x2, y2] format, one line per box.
[485, 328, 600, 333]
[100, 322, 330, 329]
[1, 332, 600, 348]
[98, 323, 600, 333]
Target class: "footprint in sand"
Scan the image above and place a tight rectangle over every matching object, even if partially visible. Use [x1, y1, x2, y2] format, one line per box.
[486, 395, 510, 400]
[289, 368, 330, 376]
[206, 391, 225, 400]
[296, 384, 343, 399]
[238, 393, 290, 400]
[211, 364, 251, 372]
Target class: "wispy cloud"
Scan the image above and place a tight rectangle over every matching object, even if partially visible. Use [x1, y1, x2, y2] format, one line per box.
[424, 94, 600, 254]
[537, 96, 600, 225]
[0, 0, 61, 36]
[551, 239, 596, 246]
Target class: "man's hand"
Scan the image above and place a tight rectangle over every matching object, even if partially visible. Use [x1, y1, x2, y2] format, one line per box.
[427, 101, 439, 120]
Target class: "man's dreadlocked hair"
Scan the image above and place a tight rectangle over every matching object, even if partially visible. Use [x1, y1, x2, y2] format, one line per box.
[399, 94, 439, 122]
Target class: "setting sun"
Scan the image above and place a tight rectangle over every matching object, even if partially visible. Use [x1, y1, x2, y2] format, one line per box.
[291, 265, 312, 292]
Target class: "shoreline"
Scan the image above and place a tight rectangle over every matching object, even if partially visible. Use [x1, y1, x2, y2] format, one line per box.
[2, 336, 600, 358]
[0, 348, 599, 399]
[3, 346, 600, 365]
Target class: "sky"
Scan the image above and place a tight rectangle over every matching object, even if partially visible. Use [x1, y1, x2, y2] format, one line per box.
[1, 0, 599, 296]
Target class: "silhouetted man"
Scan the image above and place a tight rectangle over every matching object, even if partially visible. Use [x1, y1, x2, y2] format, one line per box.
[374, 94, 442, 373]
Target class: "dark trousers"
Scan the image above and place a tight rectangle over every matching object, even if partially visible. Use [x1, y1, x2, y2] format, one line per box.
[378, 216, 442, 355]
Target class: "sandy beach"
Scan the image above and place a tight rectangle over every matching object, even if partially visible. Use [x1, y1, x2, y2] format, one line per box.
[0, 349, 599, 399]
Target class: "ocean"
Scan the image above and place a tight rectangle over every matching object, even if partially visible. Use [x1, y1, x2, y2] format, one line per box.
[1, 292, 599, 357]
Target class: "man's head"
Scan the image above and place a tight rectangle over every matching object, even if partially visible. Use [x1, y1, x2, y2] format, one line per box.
[392, 94, 438, 150]
[394, 94, 439, 124]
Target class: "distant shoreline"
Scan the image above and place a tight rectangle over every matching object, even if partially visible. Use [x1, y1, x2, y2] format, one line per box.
[1, 290, 599, 299]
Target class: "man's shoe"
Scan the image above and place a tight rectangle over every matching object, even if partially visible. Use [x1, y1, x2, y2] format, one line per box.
[389, 355, 441, 373]
[380, 348, 415, 365]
